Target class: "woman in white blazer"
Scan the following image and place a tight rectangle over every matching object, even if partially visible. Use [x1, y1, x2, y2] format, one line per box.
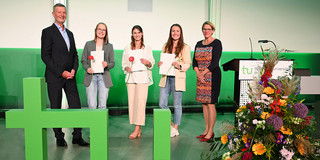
[122, 25, 155, 139]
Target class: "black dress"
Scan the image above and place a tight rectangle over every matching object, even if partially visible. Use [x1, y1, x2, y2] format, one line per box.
[192, 39, 222, 104]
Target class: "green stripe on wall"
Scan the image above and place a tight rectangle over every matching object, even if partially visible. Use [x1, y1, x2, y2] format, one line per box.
[0, 48, 319, 109]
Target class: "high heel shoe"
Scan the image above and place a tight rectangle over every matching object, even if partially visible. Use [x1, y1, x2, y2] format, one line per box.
[137, 129, 141, 138]
[200, 133, 215, 142]
[196, 134, 206, 139]
[129, 128, 142, 139]
[129, 133, 138, 139]
[129, 131, 139, 139]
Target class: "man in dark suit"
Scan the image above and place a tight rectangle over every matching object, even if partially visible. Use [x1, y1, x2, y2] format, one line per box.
[41, 3, 89, 147]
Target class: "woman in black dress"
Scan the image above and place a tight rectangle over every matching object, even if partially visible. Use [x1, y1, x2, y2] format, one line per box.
[193, 21, 222, 142]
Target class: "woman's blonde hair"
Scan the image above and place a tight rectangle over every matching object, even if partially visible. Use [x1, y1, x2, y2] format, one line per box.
[202, 21, 215, 31]
[94, 22, 109, 44]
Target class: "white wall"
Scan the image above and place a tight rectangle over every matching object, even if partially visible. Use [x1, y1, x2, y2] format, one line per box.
[220, 0, 320, 53]
[1, 0, 319, 53]
[0, 0, 53, 48]
[68, 0, 207, 50]
[0, 0, 207, 50]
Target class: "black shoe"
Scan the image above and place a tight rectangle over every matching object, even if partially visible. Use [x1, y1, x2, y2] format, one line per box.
[56, 139, 67, 147]
[72, 138, 90, 146]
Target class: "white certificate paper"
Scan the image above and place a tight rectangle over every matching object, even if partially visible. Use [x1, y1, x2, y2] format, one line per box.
[129, 49, 147, 71]
[90, 51, 104, 73]
[159, 53, 175, 76]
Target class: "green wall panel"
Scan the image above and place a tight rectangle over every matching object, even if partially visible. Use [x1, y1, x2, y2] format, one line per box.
[0, 48, 319, 109]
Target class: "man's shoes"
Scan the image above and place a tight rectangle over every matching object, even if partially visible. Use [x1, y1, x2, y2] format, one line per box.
[72, 138, 90, 146]
[56, 139, 67, 147]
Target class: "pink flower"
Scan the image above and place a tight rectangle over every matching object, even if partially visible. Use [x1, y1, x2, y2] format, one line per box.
[280, 146, 294, 160]
[261, 94, 268, 100]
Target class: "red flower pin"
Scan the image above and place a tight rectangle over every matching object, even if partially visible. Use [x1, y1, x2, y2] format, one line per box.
[89, 55, 94, 60]
[126, 56, 135, 83]
[129, 56, 134, 62]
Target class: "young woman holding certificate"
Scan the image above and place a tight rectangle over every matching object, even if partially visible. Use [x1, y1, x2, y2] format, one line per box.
[122, 25, 155, 139]
[193, 21, 222, 142]
[81, 22, 115, 109]
[158, 24, 191, 137]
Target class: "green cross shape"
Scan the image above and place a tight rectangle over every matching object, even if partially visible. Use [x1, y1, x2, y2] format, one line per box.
[6, 77, 109, 160]
[6, 77, 171, 160]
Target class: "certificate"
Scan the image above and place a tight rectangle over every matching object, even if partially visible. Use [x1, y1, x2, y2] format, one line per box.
[90, 51, 104, 73]
[129, 49, 147, 71]
[159, 53, 175, 76]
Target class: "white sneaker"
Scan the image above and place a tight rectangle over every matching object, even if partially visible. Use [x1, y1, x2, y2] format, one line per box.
[175, 129, 179, 136]
[170, 126, 179, 137]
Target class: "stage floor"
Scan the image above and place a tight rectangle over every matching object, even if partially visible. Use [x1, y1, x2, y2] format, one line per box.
[0, 112, 236, 160]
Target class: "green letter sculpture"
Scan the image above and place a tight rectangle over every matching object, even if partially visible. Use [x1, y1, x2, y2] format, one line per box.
[153, 109, 171, 160]
[6, 78, 108, 160]
[6, 77, 171, 160]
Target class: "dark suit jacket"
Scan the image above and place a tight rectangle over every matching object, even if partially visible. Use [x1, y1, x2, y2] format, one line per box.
[41, 23, 79, 83]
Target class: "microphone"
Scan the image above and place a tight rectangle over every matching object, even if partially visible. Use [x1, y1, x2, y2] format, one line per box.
[249, 37, 254, 59]
[284, 49, 295, 53]
[258, 39, 277, 49]
[258, 40, 269, 43]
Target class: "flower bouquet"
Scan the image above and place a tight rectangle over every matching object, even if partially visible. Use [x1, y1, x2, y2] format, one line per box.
[202, 49, 319, 160]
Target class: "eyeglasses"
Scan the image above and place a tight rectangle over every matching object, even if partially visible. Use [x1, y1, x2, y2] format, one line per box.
[97, 28, 106, 32]
[202, 28, 213, 31]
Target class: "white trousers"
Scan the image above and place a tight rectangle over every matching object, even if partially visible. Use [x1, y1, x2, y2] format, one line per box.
[126, 83, 149, 126]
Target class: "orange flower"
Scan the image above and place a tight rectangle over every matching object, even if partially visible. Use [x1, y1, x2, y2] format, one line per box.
[295, 139, 306, 155]
[263, 87, 274, 94]
[252, 143, 267, 155]
[221, 134, 228, 144]
[279, 99, 286, 106]
[296, 134, 303, 139]
[237, 105, 246, 113]
[297, 146, 305, 155]
[280, 126, 292, 135]
[260, 112, 271, 119]
[242, 133, 249, 144]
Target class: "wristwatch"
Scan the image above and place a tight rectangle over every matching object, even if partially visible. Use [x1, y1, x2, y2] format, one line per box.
[179, 65, 182, 70]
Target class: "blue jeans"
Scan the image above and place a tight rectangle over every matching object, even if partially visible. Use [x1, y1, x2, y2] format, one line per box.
[86, 74, 109, 109]
[159, 76, 183, 125]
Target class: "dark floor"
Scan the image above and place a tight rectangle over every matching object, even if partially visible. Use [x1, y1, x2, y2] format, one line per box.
[0, 111, 236, 160]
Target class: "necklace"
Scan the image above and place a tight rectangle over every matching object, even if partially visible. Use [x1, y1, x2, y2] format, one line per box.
[203, 38, 214, 45]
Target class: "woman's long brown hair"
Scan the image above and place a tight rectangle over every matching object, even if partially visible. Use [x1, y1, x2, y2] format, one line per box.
[164, 24, 184, 58]
[130, 25, 145, 50]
